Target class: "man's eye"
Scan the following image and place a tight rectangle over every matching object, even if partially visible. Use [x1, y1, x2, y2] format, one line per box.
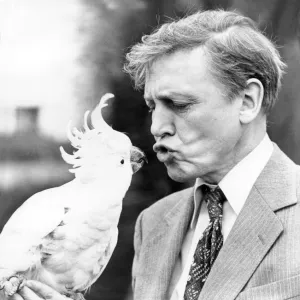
[161, 97, 191, 112]
[169, 102, 191, 112]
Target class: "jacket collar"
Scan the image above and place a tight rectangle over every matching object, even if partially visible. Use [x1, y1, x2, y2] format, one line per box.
[254, 143, 298, 211]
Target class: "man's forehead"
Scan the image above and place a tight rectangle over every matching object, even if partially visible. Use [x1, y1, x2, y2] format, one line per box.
[143, 77, 178, 101]
[145, 47, 208, 81]
[144, 47, 210, 101]
[144, 58, 187, 100]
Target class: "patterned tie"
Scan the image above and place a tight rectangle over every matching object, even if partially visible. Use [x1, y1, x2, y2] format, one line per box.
[184, 186, 226, 300]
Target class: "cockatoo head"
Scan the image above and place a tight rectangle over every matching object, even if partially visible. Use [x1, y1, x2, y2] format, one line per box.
[60, 93, 146, 183]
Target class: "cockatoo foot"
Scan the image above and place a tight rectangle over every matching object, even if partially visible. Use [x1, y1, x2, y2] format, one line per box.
[1, 275, 25, 296]
[66, 292, 86, 300]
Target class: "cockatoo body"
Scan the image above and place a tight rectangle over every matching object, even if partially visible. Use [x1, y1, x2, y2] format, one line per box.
[0, 94, 145, 299]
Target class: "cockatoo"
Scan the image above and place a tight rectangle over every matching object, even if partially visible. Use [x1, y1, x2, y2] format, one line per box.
[0, 93, 146, 300]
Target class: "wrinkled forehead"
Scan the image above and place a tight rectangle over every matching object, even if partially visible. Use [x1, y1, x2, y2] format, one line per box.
[144, 47, 213, 102]
[144, 47, 210, 94]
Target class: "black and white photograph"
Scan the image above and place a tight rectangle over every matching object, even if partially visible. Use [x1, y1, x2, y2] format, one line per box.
[0, 1, 300, 299]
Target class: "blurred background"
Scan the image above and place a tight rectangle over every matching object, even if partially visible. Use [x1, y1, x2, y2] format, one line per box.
[0, 0, 299, 299]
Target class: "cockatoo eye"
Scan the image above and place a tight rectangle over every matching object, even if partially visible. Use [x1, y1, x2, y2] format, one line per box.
[120, 159, 125, 165]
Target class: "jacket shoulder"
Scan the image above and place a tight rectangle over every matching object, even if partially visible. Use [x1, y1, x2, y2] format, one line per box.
[141, 187, 193, 226]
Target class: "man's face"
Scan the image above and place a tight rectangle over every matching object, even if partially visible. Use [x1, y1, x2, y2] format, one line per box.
[144, 47, 244, 183]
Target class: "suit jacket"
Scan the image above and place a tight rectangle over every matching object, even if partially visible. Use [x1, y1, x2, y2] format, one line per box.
[132, 144, 300, 300]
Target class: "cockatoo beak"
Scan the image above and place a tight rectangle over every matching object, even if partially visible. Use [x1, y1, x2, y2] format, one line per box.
[130, 146, 147, 174]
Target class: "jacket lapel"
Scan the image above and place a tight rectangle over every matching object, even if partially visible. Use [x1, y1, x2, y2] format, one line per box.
[199, 145, 297, 300]
[142, 189, 194, 299]
[198, 186, 283, 300]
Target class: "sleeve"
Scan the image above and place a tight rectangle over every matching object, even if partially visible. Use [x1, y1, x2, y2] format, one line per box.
[131, 210, 144, 296]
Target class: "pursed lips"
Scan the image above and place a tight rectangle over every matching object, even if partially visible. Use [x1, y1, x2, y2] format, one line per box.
[153, 143, 174, 153]
[153, 143, 176, 163]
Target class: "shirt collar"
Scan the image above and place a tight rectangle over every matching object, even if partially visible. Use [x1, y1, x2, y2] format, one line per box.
[191, 179, 216, 229]
[191, 134, 273, 228]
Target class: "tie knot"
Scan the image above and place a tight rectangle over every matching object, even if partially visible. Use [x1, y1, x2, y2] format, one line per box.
[202, 186, 225, 220]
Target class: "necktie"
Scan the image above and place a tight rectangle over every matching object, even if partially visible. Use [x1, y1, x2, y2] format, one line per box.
[184, 186, 226, 300]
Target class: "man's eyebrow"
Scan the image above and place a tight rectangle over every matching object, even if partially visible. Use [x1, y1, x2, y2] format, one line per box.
[165, 92, 198, 100]
[156, 92, 199, 103]
[144, 92, 198, 103]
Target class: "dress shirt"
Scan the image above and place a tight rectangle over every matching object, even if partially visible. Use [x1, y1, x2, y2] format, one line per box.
[168, 134, 274, 300]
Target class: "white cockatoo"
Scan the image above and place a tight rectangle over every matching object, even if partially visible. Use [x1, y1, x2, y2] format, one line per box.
[0, 93, 146, 300]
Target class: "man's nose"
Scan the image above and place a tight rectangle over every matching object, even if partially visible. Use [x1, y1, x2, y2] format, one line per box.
[150, 106, 175, 138]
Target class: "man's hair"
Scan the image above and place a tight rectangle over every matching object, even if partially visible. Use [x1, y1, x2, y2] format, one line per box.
[124, 10, 287, 114]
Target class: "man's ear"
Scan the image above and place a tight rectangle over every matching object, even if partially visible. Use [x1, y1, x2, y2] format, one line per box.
[239, 78, 264, 124]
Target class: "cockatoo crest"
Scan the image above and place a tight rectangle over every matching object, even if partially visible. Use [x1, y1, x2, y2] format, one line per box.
[60, 93, 132, 182]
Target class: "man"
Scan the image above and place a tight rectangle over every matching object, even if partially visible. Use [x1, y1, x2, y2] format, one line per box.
[10, 9, 300, 300]
[124, 9, 300, 300]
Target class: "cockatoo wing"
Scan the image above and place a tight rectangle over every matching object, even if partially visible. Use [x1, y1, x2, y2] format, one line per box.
[0, 186, 67, 273]
[83, 227, 118, 289]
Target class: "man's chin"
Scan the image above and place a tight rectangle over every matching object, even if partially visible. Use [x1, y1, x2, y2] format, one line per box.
[166, 167, 195, 183]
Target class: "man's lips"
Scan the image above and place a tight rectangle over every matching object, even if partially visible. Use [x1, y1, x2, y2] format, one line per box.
[156, 151, 174, 163]
[153, 143, 174, 153]
[153, 143, 176, 163]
